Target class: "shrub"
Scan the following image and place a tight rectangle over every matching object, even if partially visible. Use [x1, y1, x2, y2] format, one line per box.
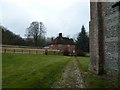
[62, 48, 70, 56]
[76, 50, 85, 56]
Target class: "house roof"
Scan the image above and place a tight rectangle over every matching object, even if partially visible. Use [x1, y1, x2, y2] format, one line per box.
[50, 33, 75, 45]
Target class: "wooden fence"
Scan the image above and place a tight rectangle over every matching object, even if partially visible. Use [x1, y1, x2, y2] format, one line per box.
[1, 48, 59, 55]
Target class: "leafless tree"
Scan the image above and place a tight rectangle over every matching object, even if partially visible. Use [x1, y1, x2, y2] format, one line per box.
[26, 21, 46, 47]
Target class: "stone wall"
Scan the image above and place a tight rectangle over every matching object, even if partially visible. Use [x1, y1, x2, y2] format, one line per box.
[102, 2, 119, 81]
[89, 2, 100, 74]
[89, 2, 120, 86]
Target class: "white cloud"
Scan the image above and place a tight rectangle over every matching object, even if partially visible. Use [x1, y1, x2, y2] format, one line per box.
[0, 0, 90, 38]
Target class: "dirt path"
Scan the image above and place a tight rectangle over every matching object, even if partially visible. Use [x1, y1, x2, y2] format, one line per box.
[52, 57, 85, 88]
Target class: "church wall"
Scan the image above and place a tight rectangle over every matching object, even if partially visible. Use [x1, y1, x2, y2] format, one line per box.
[89, 2, 120, 85]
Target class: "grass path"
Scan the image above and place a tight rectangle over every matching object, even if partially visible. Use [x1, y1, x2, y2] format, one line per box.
[52, 57, 85, 88]
[3, 53, 113, 88]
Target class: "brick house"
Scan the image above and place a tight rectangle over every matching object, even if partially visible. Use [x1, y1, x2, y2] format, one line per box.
[49, 33, 75, 53]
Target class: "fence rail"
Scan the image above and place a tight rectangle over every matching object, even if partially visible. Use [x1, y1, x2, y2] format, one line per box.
[1, 48, 59, 55]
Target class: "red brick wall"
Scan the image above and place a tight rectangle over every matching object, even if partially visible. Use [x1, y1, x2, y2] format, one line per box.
[49, 44, 75, 53]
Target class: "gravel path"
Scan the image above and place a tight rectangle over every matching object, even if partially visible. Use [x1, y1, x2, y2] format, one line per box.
[52, 57, 85, 88]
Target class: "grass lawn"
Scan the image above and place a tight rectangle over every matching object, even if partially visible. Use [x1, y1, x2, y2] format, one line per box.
[0, 53, 2, 89]
[76, 57, 115, 88]
[2, 53, 70, 88]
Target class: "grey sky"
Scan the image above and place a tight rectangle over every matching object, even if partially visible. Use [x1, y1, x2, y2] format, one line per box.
[0, 0, 90, 38]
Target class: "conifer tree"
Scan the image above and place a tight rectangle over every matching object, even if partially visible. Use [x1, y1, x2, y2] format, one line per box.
[76, 25, 89, 53]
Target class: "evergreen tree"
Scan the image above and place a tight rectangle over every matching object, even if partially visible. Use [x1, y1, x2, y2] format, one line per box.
[75, 25, 89, 53]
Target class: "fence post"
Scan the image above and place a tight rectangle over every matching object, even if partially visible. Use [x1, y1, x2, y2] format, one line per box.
[36, 50, 37, 54]
[14, 49, 15, 54]
[29, 50, 30, 54]
[22, 50, 23, 54]
[4, 49, 6, 53]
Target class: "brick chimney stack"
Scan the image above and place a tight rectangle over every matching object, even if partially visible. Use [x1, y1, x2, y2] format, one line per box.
[59, 33, 62, 37]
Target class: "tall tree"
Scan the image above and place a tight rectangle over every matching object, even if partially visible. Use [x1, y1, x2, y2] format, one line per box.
[75, 25, 89, 53]
[1, 25, 26, 45]
[26, 21, 46, 47]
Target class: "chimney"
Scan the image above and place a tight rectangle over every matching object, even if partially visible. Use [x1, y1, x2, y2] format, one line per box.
[59, 33, 62, 37]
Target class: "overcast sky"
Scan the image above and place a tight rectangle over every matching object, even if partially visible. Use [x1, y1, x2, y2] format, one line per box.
[0, 0, 90, 38]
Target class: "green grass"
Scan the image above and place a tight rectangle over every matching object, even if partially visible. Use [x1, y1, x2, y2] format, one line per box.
[0, 53, 2, 89]
[76, 56, 113, 88]
[76, 57, 90, 72]
[2, 53, 70, 88]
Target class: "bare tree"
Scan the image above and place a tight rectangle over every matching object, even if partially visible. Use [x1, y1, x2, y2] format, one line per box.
[26, 21, 46, 47]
